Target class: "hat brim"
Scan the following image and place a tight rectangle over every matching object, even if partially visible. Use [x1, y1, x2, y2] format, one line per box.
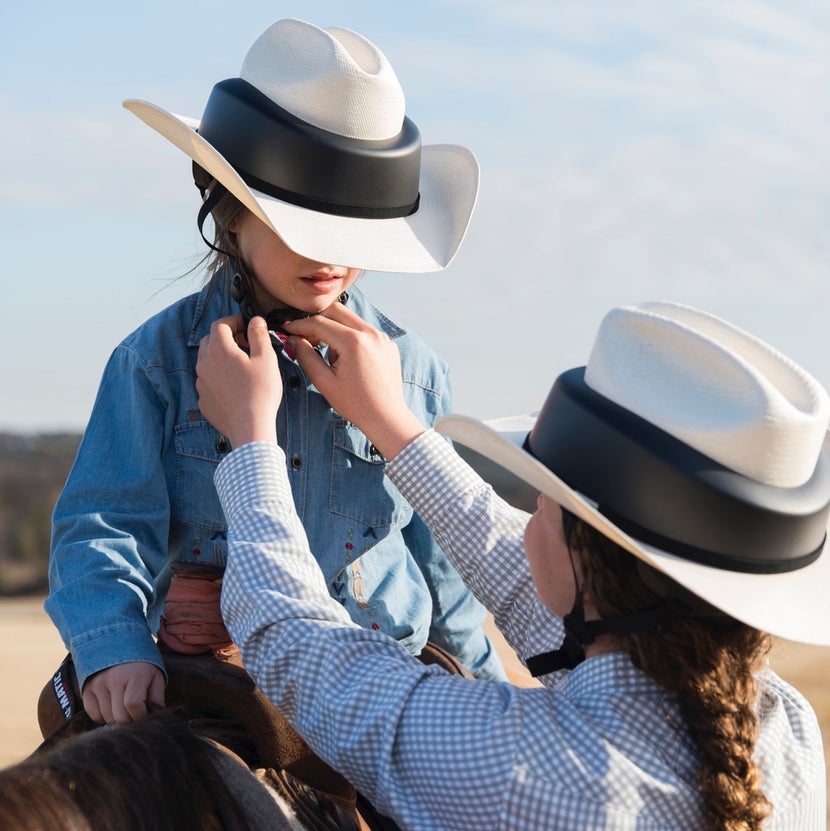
[437, 413, 830, 646]
[123, 99, 478, 274]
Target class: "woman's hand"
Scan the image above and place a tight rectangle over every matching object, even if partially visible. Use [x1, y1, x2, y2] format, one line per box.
[196, 315, 282, 448]
[283, 304, 425, 460]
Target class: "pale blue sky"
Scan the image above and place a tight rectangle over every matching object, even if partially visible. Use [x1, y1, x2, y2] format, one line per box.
[3, 1, 829, 432]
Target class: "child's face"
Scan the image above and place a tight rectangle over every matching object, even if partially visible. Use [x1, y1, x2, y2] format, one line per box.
[233, 210, 362, 313]
[523, 494, 580, 617]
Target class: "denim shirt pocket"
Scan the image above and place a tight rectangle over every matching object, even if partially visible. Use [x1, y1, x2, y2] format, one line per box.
[330, 420, 412, 532]
[173, 419, 230, 535]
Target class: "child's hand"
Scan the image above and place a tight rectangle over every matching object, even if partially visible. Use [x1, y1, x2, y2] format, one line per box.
[196, 315, 282, 448]
[283, 304, 424, 460]
[82, 662, 165, 724]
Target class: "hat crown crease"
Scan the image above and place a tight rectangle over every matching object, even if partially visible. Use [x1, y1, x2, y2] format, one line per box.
[240, 19, 405, 141]
[585, 302, 830, 489]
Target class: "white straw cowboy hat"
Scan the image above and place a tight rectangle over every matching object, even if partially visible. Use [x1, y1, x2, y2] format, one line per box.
[123, 18, 478, 273]
[438, 301, 830, 647]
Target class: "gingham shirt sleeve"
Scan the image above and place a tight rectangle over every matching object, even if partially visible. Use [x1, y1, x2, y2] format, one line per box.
[215, 441, 825, 830]
[386, 431, 564, 665]
[216, 441, 519, 829]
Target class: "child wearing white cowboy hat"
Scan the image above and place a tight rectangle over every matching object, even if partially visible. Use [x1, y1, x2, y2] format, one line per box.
[196, 300, 830, 830]
[44, 18, 506, 728]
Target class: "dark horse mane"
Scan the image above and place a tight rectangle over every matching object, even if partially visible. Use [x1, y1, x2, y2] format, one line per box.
[2, 642, 471, 831]
[0, 707, 300, 831]
[0, 641, 470, 831]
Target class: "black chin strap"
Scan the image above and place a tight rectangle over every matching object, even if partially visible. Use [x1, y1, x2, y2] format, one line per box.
[526, 596, 689, 676]
[525, 542, 693, 677]
[196, 180, 229, 256]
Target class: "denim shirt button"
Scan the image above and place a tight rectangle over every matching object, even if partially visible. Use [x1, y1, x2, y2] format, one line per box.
[369, 444, 380, 458]
[289, 374, 301, 391]
[290, 453, 302, 470]
[215, 436, 231, 454]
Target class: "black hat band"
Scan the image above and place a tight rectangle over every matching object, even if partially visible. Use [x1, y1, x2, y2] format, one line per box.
[196, 78, 422, 219]
[528, 368, 830, 573]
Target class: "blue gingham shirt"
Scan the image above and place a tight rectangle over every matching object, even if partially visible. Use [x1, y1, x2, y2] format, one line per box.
[217, 432, 826, 830]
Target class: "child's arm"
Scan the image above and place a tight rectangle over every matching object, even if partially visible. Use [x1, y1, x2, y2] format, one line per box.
[46, 344, 171, 719]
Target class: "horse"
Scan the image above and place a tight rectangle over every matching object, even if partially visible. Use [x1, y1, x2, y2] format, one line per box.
[0, 642, 471, 831]
[0, 706, 304, 831]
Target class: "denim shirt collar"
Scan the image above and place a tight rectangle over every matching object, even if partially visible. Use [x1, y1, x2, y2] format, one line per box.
[187, 274, 236, 348]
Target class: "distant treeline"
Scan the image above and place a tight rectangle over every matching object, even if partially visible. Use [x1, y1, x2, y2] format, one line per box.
[0, 432, 81, 595]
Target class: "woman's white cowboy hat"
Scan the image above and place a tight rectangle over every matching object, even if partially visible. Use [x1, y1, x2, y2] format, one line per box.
[123, 18, 478, 273]
[438, 301, 830, 647]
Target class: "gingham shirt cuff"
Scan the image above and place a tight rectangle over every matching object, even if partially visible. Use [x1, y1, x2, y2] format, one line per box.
[386, 430, 489, 522]
[215, 441, 288, 519]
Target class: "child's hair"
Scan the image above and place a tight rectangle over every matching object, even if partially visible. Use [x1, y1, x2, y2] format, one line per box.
[190, 162, 248, 285]
[203, 190, 246, 280]
[567, 517, 774, 831]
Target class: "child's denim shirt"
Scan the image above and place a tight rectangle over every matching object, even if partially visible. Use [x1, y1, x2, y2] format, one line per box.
[46, 278, 503, 687]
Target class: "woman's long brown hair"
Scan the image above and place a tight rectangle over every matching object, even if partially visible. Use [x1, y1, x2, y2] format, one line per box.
[568, 516, 773, 831]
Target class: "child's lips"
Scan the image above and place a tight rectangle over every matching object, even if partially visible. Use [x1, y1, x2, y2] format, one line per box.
[301, 273, 342, 293]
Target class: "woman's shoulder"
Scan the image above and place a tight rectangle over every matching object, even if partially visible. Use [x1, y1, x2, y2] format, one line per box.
[756, 666, 822, 749]
[759, 667, 817, 711]
[754, 667, 825, 815]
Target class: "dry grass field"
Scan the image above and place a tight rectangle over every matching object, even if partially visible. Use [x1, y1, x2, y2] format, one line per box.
[1, 597, 827, 826]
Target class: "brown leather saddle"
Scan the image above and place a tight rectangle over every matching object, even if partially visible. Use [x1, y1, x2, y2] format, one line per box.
[37, 642, 471, 831]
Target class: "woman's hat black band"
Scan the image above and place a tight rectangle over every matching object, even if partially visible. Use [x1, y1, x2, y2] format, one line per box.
[527, 368, 830, 573]
[196, 78, 422, 219]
